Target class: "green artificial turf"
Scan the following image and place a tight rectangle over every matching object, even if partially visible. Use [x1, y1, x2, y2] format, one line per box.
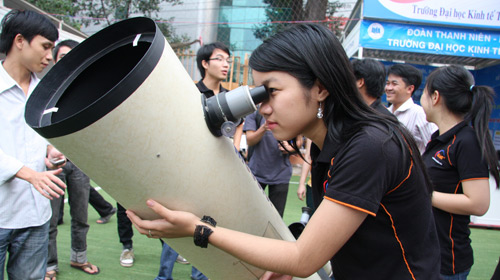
[469, 227, 500, 279]
[7, 175, 500, 279]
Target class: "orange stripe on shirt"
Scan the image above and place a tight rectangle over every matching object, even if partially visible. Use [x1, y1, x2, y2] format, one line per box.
[447, 177, 488, 273]
[449, 213, 456, 274]
[461, 177, 489, 183]
[380, 203, 417, 280]
[447, 135, 456, 166]
[324, 196, 376, 217]
[449, 181, 462, 273]
[386, 133, 416, 195]
[449, 181, 459, 273]
[386, 159, 413, 195]
[327, 157, 335, 179]
[454, 181, 461, 194]
[454, 178, 488, 195]
[447, 178, 478, 274]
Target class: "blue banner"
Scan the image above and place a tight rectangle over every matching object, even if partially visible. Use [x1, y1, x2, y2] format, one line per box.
[360, 20, 500, 60]
[363, 0, 500, 29]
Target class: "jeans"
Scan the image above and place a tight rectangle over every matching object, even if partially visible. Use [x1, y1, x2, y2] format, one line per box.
[155, 240, 208, 280]
[89, 186, 114, 217]
[0, 221, 49, 280]
[155, 240, 178, 280]
[191, 266, 208, 280]
[440, 270, 470, 280]
[58, 184, 114, 223]
[48, 161, 91, 271]
[259, 182, 289, 217]
[117, 203, 133, 249]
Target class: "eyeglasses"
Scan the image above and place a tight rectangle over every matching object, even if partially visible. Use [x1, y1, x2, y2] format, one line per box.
[208, 57, 233, 64]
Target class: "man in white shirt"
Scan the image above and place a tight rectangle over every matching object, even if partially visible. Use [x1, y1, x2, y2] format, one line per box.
[0, 9, 66, 280]
[386, 64, 437, 154]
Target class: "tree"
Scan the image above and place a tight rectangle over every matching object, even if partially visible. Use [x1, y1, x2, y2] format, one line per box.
[26, 0, 82, 30]
[325, 1, 345, 37]
[27, 0, 193, 49]
[156, 18, 199, 51]
[77, 0, 182, 27]
[253, 0, 343, 40]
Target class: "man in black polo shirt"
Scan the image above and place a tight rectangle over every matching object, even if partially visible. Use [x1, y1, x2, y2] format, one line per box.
[195, 42, 243, 152]
[195, 42, 230, 98]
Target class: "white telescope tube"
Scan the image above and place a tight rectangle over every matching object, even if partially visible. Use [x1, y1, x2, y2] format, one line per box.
[25, 17, 322, 280]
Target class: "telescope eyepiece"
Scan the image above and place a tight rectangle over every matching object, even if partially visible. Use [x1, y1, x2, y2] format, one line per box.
[203, 85, 268, 137]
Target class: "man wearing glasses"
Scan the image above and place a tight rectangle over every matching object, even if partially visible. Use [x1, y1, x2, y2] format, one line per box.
[194, 42, 244, 159]
[196, 42, 232, 96]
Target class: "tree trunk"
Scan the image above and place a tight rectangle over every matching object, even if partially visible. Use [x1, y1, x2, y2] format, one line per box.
[290, 0, 304, 21]
[304, 0, 328, 21]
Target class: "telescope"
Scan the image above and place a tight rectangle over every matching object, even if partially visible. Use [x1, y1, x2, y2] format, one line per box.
[25, 17, 324, 280]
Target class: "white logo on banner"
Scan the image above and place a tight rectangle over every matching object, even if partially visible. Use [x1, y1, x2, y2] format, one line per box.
[368, 23, 384, 40]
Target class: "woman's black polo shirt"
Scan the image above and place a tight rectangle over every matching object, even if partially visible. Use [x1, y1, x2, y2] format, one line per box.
[310, 124, 440, 279]
[422, 121, 489, 275]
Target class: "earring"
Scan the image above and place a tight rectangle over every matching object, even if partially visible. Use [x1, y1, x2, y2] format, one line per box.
[317, 102, 323, 119]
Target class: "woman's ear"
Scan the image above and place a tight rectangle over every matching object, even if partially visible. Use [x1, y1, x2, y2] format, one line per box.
[431, 90, 440, 106]
[314, 80, 330, 102]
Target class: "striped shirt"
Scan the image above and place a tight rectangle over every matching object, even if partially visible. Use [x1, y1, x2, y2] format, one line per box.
[389, 98, 437, 154]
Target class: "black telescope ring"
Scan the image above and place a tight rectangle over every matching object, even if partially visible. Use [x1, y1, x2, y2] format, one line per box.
[25, 17, 165, 139]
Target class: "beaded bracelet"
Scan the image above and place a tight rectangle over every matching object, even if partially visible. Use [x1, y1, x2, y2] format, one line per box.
[194, 225, 213, 248]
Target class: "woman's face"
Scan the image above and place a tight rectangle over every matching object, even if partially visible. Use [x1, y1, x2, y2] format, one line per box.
[252, 70, 325, 141]
[420, 87, 434, 123]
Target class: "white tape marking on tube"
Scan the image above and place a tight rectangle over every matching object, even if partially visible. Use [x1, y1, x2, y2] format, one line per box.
[133, 34, 141, 47]
[43, 107, 59, 115]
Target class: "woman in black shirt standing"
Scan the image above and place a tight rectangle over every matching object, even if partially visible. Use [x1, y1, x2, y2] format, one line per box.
[421, 65, 500, 279]
[128, 24, 441, 280]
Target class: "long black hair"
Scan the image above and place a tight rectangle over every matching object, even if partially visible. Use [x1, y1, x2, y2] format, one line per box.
[249, 23, 432, 194]
[425, 65, 499, 188]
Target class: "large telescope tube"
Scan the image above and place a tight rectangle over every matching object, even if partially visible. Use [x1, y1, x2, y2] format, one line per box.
[25, 17, 321, 280]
